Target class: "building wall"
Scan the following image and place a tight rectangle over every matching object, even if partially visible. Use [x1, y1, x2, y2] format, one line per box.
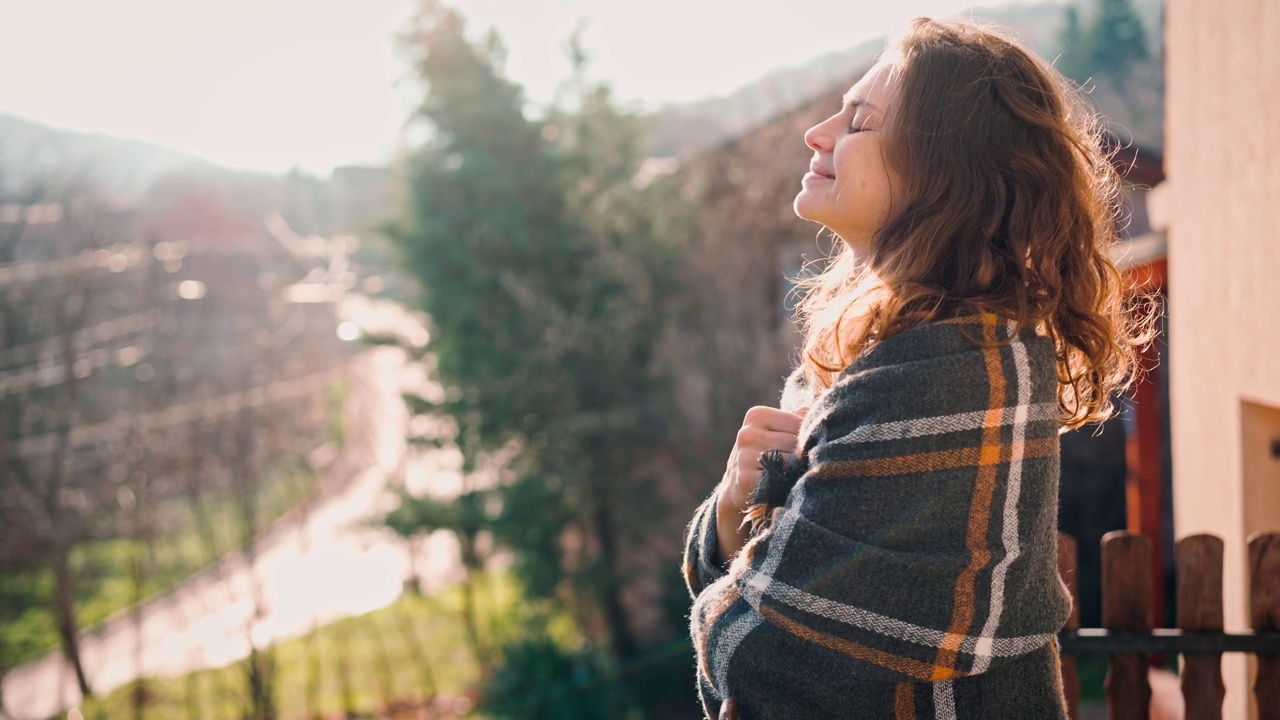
[1164, 1, 1280, 715]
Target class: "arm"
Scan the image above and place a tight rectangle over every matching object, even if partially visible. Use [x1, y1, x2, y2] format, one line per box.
[682, 406, 806, 597]
[714, 480, 750, 565]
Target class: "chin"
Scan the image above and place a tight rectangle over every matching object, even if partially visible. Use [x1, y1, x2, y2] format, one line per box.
[793, 191, 823, 224]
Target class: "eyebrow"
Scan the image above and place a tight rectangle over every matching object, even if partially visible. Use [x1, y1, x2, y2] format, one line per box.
[842, 93, 879, 113]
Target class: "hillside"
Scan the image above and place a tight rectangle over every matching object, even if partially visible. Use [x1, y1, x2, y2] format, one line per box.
[647, 0, 1163, 158]
[0, 113, 399, 242]
[0, 113, 242, 200]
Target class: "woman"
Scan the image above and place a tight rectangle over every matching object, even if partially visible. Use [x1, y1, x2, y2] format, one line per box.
[682, 18, 1151, 720]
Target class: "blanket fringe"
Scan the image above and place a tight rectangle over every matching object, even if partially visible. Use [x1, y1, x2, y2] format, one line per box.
[746, 449, 802, 536]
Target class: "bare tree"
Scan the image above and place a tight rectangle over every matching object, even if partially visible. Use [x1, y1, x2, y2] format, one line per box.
[0, 179, 130, 698]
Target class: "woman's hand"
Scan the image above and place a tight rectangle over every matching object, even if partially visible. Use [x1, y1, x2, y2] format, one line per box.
[715, 406, 807, 564]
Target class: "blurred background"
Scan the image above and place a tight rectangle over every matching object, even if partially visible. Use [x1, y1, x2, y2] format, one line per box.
[1, 0, 1275, 718]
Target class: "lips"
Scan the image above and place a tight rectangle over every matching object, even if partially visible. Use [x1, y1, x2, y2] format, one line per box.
[808, 163, 835, 179]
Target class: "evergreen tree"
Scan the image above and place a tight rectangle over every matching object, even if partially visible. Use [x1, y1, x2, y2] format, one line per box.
[388, 0, 694, 664]
[1056, 5, 1089, 83]
[1056, 0, 1151, 91]
[1086, 0, 1150, 91]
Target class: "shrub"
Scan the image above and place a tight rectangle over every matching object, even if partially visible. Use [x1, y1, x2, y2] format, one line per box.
[478, 635, 640, 720]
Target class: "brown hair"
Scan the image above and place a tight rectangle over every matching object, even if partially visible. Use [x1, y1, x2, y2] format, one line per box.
[796, 18, 1154, 429]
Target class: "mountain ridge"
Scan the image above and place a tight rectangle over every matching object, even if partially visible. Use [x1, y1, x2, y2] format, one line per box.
[0, 0, 1162, 198]
[0, 112, 253, 200]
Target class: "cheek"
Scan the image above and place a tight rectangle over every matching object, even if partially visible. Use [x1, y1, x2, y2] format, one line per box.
[837, 144, 878, 183]
[835, 161, 888, 206]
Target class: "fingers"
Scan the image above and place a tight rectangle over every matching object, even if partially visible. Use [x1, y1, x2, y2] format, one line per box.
[724, 405, 812, 512]
[735, 405, 811, 465]
[734, 427, 801, 455]
[742, 405, 806, 434]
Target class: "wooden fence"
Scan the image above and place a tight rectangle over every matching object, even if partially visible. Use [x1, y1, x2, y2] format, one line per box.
[1057, 530, 1280, 719]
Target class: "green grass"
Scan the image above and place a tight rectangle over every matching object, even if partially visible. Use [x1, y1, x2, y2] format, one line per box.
[2, 377, 350, 673]
[323, 378, 347, 448]
[1, 458, 317, 669]
[71, 571, 573, 720]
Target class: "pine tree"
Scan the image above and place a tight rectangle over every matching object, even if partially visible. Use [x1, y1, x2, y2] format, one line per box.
[1055, 0, 1151, 90]
[387, 0, 694, 665]
[1056, 5, 1089, 83]
[1086, 0, 1150, 92]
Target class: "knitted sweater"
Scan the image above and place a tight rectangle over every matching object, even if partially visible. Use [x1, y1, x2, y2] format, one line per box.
[682, 315, 1072, 719]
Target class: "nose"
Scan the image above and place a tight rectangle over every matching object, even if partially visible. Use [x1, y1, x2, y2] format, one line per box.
[804, 120, 832, 153]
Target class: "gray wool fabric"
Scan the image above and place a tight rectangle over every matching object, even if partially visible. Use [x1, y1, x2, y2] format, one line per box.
[682, 315, 1072, 719]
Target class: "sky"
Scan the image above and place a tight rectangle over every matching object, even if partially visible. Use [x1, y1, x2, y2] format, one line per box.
[0, 0, 1000, 176]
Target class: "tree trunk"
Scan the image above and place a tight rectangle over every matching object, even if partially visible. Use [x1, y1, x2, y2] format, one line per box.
[303, 625, 322, 720]
[333, 622, 357, 719]
[457, 534, 489, 673]
[183, 671, 201, 720]
[584, 451, 639, 662]
[51, 546, 91, 698]
[590, 500, 638, 661]
[245, 646, 276, 720]
[131, 542, 146, 720]
[392, 605, 438, 705]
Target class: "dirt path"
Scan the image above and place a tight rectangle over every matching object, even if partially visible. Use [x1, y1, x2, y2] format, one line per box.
[3, 298, 463, 720]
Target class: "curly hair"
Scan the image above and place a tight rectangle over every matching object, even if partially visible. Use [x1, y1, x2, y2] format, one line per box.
[795, 18, 1155, 429]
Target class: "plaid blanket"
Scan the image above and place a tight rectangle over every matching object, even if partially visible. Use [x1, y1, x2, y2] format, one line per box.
[683, 315, 1072, 719]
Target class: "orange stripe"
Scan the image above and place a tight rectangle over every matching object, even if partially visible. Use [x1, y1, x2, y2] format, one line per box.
[932, 314, 1003, 677]
[684, 562, 700, 594]
[758, 605, 957, 682]
[895, 682, 916, 719]
[811, 437, 1056, 478]
[1050, 636, 1070, 714]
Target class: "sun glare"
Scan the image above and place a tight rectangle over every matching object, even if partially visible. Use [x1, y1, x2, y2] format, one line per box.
[0, 0, 978, 174]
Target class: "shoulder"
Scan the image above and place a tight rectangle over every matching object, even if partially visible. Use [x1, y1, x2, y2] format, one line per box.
[850, 314, 1052, 374]
[801, 315, 1058, 444]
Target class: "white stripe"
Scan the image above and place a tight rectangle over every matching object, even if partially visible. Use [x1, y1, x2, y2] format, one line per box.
[963, 628, 1053, 656]
[933, 681, 957, 720]
[971, 331, 1032, 674]
[711, 480, 811, 694]
[825, 403, 1056, 446]
[739, 566, 1056, 658]
[712, 610, 764, 695]
[740, 481, 807, 606]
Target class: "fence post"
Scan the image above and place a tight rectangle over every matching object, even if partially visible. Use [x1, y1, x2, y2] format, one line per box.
[1176, 534, 1225, 719]
[1248, 532, 1280, 720]
[1103, 530, 1152, 720]
[1058, 532, 1082, 720]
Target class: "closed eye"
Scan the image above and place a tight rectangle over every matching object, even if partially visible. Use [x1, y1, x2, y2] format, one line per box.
[847, 112, 875, 134]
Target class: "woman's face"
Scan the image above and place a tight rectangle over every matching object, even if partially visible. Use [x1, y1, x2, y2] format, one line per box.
[793, 59, 902, 256]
